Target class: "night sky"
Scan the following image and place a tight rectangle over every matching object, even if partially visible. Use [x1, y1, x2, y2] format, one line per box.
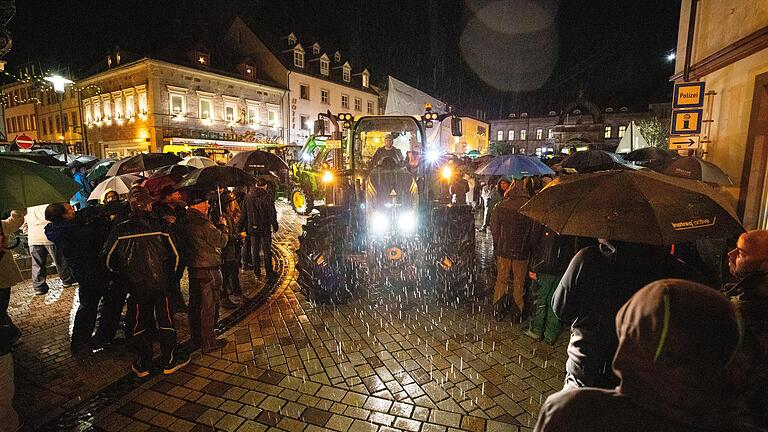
[4, 0, 681, 118]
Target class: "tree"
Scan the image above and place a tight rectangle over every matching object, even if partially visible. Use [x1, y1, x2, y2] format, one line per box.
[490, 141, 515, 155]
[637, 117, 668, 148]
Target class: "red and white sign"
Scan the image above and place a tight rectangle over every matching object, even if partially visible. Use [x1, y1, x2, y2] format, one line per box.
[15, 134, 34, 149]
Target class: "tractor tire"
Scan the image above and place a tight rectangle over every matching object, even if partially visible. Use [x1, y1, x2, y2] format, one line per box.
[291, 187, 314, 215]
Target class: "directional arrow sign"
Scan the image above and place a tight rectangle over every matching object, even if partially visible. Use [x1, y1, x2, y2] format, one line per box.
[668, 135, 700, 150]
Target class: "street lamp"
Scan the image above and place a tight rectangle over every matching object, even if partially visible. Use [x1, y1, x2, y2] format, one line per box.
[44, 74, 74, 163]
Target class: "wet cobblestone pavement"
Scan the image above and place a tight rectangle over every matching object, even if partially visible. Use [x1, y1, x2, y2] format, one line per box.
[9, 203, 568, 431]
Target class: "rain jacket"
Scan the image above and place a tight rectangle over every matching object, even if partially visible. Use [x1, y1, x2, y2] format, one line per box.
[0, 210, 26, 288]
[535, 279, 757, 432]
[175, 208, 228, 268]
[489, 182, 533, 259]
[553, 241, 702, 388]
[528, 224, 576, 276]
[102, 212, 179, 301]
[70, 171, 93, 209]
[44, 212, 110, 284]
[241, 185, 278, 234]
[25, 205, 52, 246]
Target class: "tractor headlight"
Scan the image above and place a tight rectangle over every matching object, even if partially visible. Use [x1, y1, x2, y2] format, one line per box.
[398, 211, 417, 234]
[321, 170, 334, 183]
[369, 212, 389, 235]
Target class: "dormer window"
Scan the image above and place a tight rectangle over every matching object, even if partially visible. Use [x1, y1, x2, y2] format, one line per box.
[287, 33, 296, 45]
[334, 51, 341, 62]
[107, 56, 112, 68]
[293, 49, 304, 68]
[362, 70, 370, 88]
[116, 52, 121, 64]
[342, 64, 351, 82]
[320, 58, 329, 76]
[312, 43, 320, 55]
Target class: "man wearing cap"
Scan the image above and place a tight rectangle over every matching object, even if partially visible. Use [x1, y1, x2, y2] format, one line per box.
[102, 188, 188, 377]
[176, 192, 229, 353]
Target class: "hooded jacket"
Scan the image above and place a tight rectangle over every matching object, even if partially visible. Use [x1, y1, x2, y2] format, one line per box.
[175, 207, 228, 268]
[535, 279, 757, 432]
[489, 180, 533, 259]
[241, 185, 278, 234]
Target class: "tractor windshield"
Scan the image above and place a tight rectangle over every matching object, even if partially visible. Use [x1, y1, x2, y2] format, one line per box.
[353, 117, 424, 165]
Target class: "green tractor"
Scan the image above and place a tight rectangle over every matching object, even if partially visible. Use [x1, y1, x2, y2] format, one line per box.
[295, 110, 477, 304]
[289, 135, 330, 215]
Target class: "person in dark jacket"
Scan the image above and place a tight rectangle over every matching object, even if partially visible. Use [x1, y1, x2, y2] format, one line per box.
[535, 279, 758, 432]
[102, 189, 189, 377]
[369, 134, 404, 168]
[450, 175, 469, 205]
[176, 192, 229, 353]
[723, 230, 768, 428]
[489, 178, 533, 319]
[241, 179, 279, 280]
[153, 186, 188, 312]
[524, 225, 575, 344]
[552, 239, 702, 389]
[211, 191, 243, 308]
[45, 202, 111, 351]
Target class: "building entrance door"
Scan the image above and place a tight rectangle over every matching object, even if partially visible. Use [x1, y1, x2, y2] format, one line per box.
[739, 72, 768, 230]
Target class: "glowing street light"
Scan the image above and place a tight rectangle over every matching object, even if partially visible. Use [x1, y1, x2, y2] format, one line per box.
[665, 51, 676, 62]
[44, 74, 74, 93]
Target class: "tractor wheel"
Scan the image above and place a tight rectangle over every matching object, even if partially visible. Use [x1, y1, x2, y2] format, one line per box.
[291, 187, 314, 215]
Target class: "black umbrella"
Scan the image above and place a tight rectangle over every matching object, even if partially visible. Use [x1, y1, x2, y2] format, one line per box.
[561, 150, 631, 173]
[519, 170, 742, 245]
[177, 166, 257, 212]
[0, 151, 66, 166]
[106, 153, 181, 176]
[663, 157, 733, 186]
[149, 164, 198, 180]
[226, 150, 289, 172]
[624, 147, 676, 162]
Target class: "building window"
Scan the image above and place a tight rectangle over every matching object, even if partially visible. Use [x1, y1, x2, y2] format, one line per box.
[125, 94, 135, 116]
[42, 118, 47, 135]
[94, 101, 101, 121]
[22, 115, 28, 130]
[247, 104, 259, 125]
[31, 114, 37, 130]
[114, 96, 123, 118]
[536, 128, 543, 140]
[604, 126, 612, 138]
[300, 84, 310, 100]
[497, 130, 504, 141]
[312, 44, 320, 55]
[354, 97, 362, 111]
[334, 52, 341, 62]
[300, 115, 310, 130]
[520, 129, 527, 140]
[320, 89, 329, 105]
[341, 94, 349, 109]
[342, 66, 351, 82]
[169, 94, 185, 115]
[267, 108, 278, 128]
[320, 59, 329, 76]
[137, 90, 147, 114]
[618, 125, 626, 138]
[508, 129, 515, 141]
[548, 128, 554, 139]
[71, 112, 77, 129]
[362, 72, 369, 88]
[55, 115, 61, 133]
[294, 50, 304, 68]
[9, 117, 15, 133]
[62, 113, 68, 132]
[199, 98, 213, 120]
[102, 99, 112, 120]
[287, 34, 296, 45]
[367, 100, 374, 114]
[224, 104, 236, 122]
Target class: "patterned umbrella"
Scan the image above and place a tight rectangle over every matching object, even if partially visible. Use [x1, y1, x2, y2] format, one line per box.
[179, 156, 217, 168]
[88, 174, 141, 201]
[475, 154, 554, 178]
[106, 153, 181, 176]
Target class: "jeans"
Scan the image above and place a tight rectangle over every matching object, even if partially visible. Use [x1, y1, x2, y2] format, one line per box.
[71, 278, 107, 346]
[494, 257, 528, 312]
[249, 231, 275, 276]
[0, 353, 19, 432]
[127, 292, 178, 366]
[30, 244, 76, 291]
[188, 267, 222, 352]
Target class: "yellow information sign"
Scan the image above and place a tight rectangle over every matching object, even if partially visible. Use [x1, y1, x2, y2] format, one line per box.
[325, 139, 342, 149]
[670, 109, 703, 135]
[673, 82, 705, 108]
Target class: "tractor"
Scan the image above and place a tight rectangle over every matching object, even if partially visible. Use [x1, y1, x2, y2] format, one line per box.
[295, 109, 477, 304]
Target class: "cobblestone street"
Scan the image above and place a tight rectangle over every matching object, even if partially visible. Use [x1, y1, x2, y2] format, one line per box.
[9, 203, 568, 431]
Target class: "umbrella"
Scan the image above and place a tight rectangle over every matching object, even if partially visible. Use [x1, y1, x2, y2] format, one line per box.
[624, 147, 675, 162]
[179, 156, 217, 168]
[106, 153, 181, 177]
[54, 153, 82, 162]
[226, 150, 289, 172]
[519, 170, 743, 245]
[177, 166, 257, 212]
[560, 150, 630, 173]
[0, 157, 80, 211]
[475, 154, 555, 178]
[88, 174, 141, 201]
[86, 159, 116, 181]
[29, 148, 58, 156]
[465, 150, 481, 158]
[149, 164, 197, 180]
[663, 157, 733, 185]
[66, 155, 99, 169]
[0, 151, 66, 166]
[143, 174, 183, 198]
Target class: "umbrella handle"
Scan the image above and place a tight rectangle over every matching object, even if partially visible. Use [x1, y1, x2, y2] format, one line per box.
[218, 183, 223, 216]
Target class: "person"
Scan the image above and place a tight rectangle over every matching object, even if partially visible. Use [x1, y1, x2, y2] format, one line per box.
[102, 189, 189, 377]
[723, 230, 768, 428]
[26, 204, 76, 295]
[535, 279, 759, 432]
[552, 239, 701, 389]
[152, 186, 188, 311]
[176, 192, 228, 353]
[524, 225, 575, 345]
[69, 162, 93, 210]
[478, 177, 505, 232]
[369, 134, 404, 168]
[212, 191, 243, 308]
[103, 190, 119, 204]
[45, 202, 111, 351]
[489, 178, 533, 319]
[450, 174, 470, 205]
[241, 179, 279, 281]
[0, 215, 22, 432]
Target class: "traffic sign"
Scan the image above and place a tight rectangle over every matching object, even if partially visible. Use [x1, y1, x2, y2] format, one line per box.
[673, 82, 706, 108]
[325, 139, 342, 149]
[15, 134, 34, 149]
[668, 135, 700, 150]
[670, 109, 703, 135]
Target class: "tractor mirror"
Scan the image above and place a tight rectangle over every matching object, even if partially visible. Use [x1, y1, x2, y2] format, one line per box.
[314, 120, 326, 135]
[451, 117, 463, 137]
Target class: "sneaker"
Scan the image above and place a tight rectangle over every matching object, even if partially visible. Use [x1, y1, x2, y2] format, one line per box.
[132, 360, 151, 378]
[34, 286, 49, 295]
[61, 281, 77, 288]
[163, 352, 191, 375]
[523, 329, 543, 341]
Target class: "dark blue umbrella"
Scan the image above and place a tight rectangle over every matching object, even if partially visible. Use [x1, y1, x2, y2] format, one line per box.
[561, 150, 631, 173]
[475, 154, 555, 178]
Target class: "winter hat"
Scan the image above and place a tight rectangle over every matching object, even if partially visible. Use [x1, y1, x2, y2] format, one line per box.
[187, 191, 209, 206]
[128, 188, 153, 212]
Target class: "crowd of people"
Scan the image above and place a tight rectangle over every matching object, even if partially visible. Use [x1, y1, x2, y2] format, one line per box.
[0, 174, 281, 431]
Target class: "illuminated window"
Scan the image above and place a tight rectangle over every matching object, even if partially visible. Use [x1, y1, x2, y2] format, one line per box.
[342, 65, 351, 82]
[334, 52, 341, 62]
[497, 130, 504, 141]
[125, 94, 135, 116]
[341, 94, 349, 109]
[93, 100, 101, 121]
[102, 98, 112, 120]
[137, 91, 147, 114]
[114, 95, 123, 118]
[604, 126, 612, 138]
[247, 106, 259, 125]
[300, 84, 310, 100]
[321, 89, 329, 104]
[362, 72, 369, 88]
[320, 59, 329, 76]
[300, 115, 310, 130]
[367, 100, 374, 114]
[294, 50, 304, 68]
[287, 34, 296, 45]
[224, 104, 236, 122]
[312, 44, 320, 55]
[169, 94, 185, 115]
[354, 97, 362, 111]
[536, 128, 543, 140]
[520, 129, 527, 140]
[508, 129, 514, 141]
[267, 104, 279, 128]
[55, 115, 61, 133]
[618, 125, 626, 138]
[71, 112, 77, 128]
[548, 128, 554, 139]
[199, 98, 213, 120]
